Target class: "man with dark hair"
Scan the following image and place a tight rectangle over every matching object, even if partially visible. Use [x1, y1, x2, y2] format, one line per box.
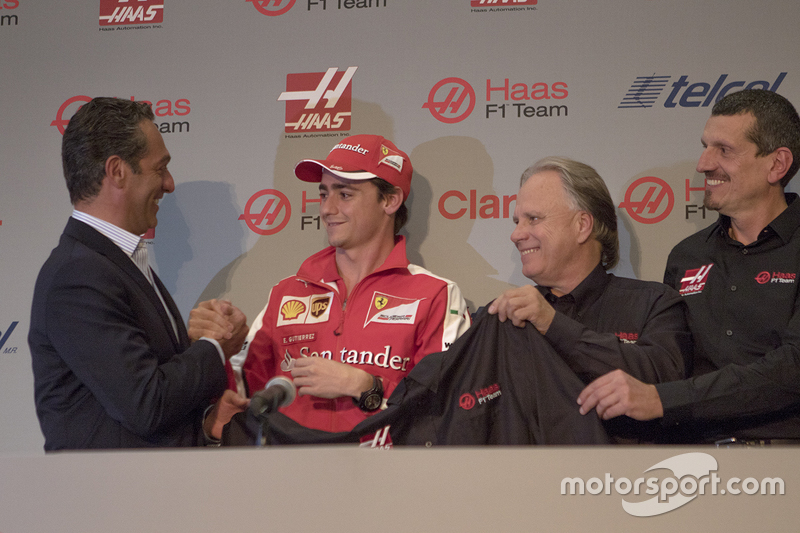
[29, 97, 248, 450]
[488, 157, 690, 440]
[193, 134, 471, 434]
[579, 89, 800, 443]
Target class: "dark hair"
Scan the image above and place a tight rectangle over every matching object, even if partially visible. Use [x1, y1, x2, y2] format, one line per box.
[712, 89, 800, 187]
[61, 97, 155, 204]
[371, 177, 407, 234]
[521, 157, 619, 270]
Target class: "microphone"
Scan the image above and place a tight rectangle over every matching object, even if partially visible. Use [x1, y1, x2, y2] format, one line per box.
[250, 376, 296, 418]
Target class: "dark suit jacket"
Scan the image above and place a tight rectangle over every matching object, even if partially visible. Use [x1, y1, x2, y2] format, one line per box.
[29, 218, 227, 450]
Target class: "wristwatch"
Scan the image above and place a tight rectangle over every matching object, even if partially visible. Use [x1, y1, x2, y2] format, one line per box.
[355, 375, 383, 412]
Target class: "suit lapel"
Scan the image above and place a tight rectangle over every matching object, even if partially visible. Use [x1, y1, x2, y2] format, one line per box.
[64, 218, 183, 349]
[153, 271, 188, 347]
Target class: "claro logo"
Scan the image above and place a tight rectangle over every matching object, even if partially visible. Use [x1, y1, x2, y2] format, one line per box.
[438, 190, 516, 220]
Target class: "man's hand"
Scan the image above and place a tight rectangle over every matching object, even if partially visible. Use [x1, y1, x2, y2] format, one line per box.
[290, 358, 373, 399]
[577, 369, 664, 420]
[487, 285, 556, 334]
[188, 299, 249, 359]
[203, 389, 249, 440]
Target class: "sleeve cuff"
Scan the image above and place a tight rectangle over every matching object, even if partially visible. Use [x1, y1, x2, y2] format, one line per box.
[543, 312, 583, 355]
[200, 336, 226, 366]
[202, 403, 221, 447]
[655, 380, 692, 426]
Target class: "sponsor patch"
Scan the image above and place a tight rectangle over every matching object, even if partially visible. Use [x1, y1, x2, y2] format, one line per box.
[280, 349, 296, 372]
[359, 425, 393, 450]
[460, 383, 502, 410]
[364, 292, 421, 327]
[679, 264, 713, 296]
[276, 292, 334, 327]
[615, 332, 638, 344]
[282, 333, 317, 345]
[378, 143, 404, 173]
[755, 271, 796, 285]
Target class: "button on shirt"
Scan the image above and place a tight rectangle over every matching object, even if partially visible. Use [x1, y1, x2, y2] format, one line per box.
[660, 193, 800, 440]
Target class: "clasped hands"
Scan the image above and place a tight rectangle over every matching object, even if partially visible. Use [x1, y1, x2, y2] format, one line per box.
[188, 299, 249, 359]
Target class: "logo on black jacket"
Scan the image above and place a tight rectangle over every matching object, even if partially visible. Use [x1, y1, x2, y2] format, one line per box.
[679, 264, 713, 296]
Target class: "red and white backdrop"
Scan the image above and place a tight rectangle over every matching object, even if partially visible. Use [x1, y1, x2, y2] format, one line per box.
[1, 0, 798, 453]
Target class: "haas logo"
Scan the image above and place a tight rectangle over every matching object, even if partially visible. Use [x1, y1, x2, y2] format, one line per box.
[679, 264, 713, 296]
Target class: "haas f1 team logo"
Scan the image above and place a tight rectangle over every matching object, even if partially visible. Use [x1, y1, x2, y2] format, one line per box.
[247, 0, 296, 16]
[51, 95, 92, 134]
[618, 177, 674, 224]
[99, 0, 164, 26]
[423, 77, 476, 124]
[238, 189, 291, 236]
[679, 264, 713, 296]
[755, 271, 796, 285]
[278, 67, 357, 133]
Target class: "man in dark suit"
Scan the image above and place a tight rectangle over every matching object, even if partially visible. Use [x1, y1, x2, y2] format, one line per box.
[29, 97, 248, 451]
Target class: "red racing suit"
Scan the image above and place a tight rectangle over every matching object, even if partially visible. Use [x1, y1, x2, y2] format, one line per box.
[232, 236, 471, 432]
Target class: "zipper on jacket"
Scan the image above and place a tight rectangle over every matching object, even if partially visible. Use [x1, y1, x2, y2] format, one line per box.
[335, 299, 346, 336]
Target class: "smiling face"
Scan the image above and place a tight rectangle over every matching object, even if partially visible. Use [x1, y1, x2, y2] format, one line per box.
[510, 170, 586, 291]
[698, 112, 775, 218]
[121, 120, 174, 236]
[318, 171, 393, 253]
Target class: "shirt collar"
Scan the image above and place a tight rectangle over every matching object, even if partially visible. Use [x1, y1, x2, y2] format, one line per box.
[537, 262, 609, 307]
[71, 210, 142, 257]
[713, 192, 800, 245]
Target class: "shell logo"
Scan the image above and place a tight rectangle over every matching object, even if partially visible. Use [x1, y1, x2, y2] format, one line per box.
[280, 300, 307, 320]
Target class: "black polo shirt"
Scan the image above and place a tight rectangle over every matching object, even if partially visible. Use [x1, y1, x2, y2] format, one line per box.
[660, 193, 800, 440]
[537, 263, 690, 386]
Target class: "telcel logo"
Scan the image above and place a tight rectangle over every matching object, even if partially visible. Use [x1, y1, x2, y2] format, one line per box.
[619, 72, 786, 109]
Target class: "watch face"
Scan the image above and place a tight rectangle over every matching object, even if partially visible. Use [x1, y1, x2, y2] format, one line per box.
[363, 393, 381, 411]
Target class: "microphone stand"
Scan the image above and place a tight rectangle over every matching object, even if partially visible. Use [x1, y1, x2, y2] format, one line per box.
[254, 395, 280, 447]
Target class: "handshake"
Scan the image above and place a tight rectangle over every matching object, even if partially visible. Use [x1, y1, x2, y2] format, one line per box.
[188, 299, 251, 440]
[188, 299, 249, 360]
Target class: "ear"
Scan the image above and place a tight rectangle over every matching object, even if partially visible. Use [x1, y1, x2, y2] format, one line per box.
[104, 155, 128, 190]
[575, 211, 595, 245]
[382, 186, 404, 216]
[767, 147, 793, 185]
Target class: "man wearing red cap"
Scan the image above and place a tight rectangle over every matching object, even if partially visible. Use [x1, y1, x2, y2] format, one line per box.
[197, 135, 471, 435]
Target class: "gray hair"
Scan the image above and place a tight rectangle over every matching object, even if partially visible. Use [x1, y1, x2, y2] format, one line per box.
[521, 156, 619, 270]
